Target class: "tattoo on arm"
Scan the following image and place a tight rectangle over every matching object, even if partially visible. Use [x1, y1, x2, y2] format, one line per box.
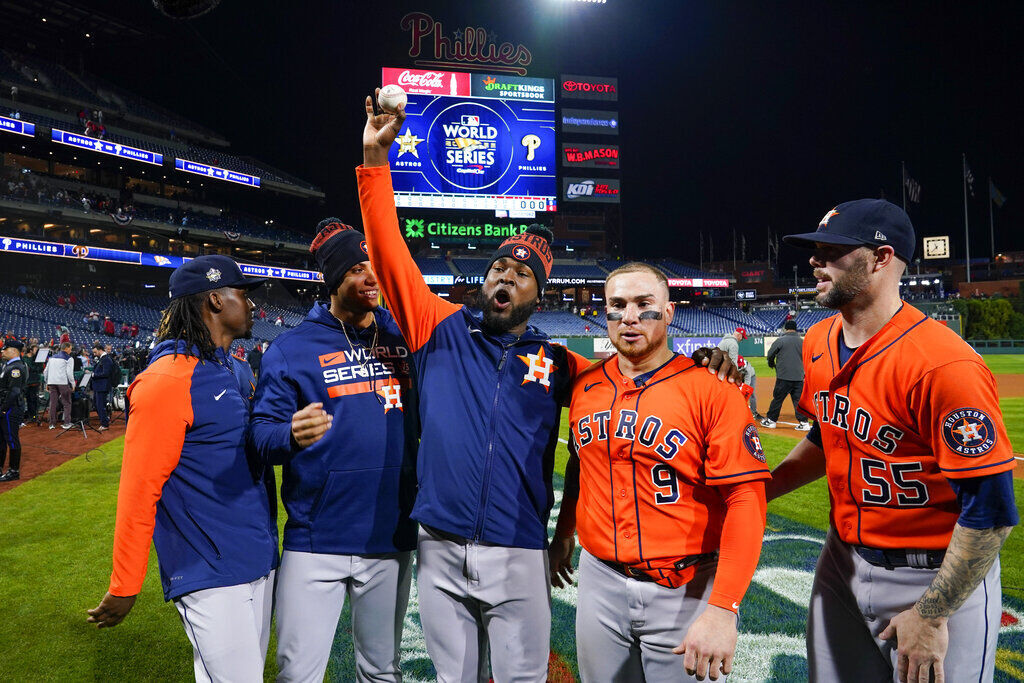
[915, 524, 1012, 619]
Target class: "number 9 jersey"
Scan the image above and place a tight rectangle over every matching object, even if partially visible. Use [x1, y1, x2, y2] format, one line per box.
[569, 353, 771, 586]
[799, 303, 1016, 550]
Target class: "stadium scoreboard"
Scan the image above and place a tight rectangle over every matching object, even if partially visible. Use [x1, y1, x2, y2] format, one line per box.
[382, 67, 557, 213]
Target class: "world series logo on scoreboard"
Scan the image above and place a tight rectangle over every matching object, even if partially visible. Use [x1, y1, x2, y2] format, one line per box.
[383, 67, 557, 213]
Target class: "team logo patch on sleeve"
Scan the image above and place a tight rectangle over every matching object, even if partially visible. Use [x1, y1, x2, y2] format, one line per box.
[942, 408, 997, 457]
[743, 424, 766, 463]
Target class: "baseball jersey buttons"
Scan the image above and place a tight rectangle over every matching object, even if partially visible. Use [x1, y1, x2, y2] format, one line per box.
[623, 531, 631, 538]
[619, 489, 627, 498]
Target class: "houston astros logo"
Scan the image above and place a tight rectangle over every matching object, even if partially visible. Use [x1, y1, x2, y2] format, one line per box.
[743, 424, 766, 462]
[513, 245, 531, 261]
[942, 408, 997, 456]
[819, 208, 839, 228]
[360, 240, 368, 254]
[517, 346, 557, 390]
[377, 383, 403, 413]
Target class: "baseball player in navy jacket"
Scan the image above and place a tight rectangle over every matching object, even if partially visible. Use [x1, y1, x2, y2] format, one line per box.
[249, 220, 419, 683]
[88, 255, 302, 683]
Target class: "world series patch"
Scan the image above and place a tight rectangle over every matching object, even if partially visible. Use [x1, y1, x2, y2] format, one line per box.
[743, 423, 766, 463]
[941, 408, 997, 457]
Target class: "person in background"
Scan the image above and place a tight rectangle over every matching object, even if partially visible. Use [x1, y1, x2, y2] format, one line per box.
[91, 341, 113, 432]
[23, 342, 41, 425]
[760, 320, 811, 431]
[44, 341, 75, 429]
[247, 340, 263, 378]
[718, 328, 759, 419]
[0, 339, 28, 482]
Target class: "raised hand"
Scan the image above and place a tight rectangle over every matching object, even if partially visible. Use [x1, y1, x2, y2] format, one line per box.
[363, 89, 406, 167]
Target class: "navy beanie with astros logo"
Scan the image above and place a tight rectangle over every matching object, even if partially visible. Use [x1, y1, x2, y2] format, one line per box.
[486, 224, 554, 292]
[309, 217, 369, 292]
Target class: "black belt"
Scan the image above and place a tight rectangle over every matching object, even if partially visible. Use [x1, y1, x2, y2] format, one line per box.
[853, 545, 945, 570]
[599, 552, 718, 583]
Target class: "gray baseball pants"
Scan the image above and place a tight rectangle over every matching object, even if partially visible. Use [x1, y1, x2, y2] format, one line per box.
[274, 550, 413, 683]
[416, 525, 551, 683]
[808, 529, 1001, 682]
[575, 549, 723, 682]
[173, 570, 275, 683]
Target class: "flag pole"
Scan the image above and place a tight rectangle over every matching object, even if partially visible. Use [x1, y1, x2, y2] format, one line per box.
[962, 153, 971, 283]
[988, 177, 995, 261]
[901, 161, 907, 212]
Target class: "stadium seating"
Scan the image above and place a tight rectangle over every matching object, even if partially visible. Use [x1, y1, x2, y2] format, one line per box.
[451, 258, 491, 277]
[549, 262, 607, 279]
[529, 311, 604, 336]
[414, 258, 454, 276]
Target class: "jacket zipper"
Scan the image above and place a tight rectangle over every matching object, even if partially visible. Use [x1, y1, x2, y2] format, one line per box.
[472, 343, 511, 541]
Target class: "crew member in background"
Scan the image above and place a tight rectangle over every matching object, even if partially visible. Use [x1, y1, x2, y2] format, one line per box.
[91, 341, 114, 432]
[0, 339, 28, 482]
[760, 320, 811, 430]
[87, 255, 288, 682]
[718, 328, 759, 419]
[250, 219, 417, 682]
[246, 340, 263, 378]
[23, 342, 41, 425]
[44, 341, 75, 429]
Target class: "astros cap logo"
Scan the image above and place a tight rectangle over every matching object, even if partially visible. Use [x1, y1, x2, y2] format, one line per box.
[819, 208, 839, 228]
[512, 245, 531, 261]
[360, 240, 368, 254]
[941, 408, 997, 456]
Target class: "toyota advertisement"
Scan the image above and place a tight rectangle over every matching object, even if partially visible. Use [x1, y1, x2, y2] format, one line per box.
[382, 67, 557, 213]
[560, 74, 618, 102]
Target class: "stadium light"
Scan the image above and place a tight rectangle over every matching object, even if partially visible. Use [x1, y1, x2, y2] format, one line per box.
[909, 280, 917, 286]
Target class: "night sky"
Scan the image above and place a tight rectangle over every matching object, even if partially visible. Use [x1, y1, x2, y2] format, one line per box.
[25, 1, 1024, 277]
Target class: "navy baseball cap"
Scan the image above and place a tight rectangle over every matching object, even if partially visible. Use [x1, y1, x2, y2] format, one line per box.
[784, 199, 915, 262]
[168, 254, 266, 300]
[3, 338, 24, 351]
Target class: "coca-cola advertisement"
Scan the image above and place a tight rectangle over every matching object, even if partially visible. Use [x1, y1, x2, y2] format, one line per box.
[382, 67, 471, 96]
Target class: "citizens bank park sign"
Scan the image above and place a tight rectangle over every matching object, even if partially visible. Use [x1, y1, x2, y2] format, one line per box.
[402, 218, 532, 243]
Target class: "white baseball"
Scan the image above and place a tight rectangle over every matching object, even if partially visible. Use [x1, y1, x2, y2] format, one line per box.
[377, 84, 407, 113]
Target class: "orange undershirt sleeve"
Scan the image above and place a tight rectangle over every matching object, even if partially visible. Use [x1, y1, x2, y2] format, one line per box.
[108, 367, 193, 597]
[356, 164, 460, 352]
[707, 480, 767, 613]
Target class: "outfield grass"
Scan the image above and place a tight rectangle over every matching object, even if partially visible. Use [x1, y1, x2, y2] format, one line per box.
[2, 409, 1020, 680]
[1002, 397, 1024, 454]
[746, 354, 1024, 378]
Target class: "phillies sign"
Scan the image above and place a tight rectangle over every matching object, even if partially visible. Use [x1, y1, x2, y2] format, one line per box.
[561, 74, 619, 102]
[382, 67, 471, 96]
[401, 12, 533, 75]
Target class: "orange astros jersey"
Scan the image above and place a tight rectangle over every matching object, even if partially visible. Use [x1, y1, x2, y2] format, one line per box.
[570, 354, 771, 581]
[799, 303, 1016, 550]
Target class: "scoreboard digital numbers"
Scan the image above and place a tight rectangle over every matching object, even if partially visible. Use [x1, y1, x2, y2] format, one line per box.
[382, 67, 557, 213]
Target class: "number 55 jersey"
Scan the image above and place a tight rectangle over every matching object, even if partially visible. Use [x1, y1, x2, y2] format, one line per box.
[798, 303, 1016, 550]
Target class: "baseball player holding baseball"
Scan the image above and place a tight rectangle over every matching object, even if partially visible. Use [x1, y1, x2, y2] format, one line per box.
[87, 256, 298, 682]
[769, 199, 1018, 682]
[551, 262, 770, 682]
[359, 92, 592, 681]
[248, 220, 418, 682]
